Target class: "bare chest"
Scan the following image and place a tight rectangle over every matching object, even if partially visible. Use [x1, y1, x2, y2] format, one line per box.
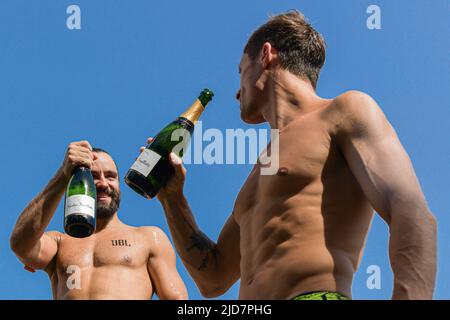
[233, 117, 333, 224]
[55, 232, 149, 273]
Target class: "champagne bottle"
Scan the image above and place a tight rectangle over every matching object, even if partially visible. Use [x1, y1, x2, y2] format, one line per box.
[64, 167, 97, 238]
[125, 88, 214, 199]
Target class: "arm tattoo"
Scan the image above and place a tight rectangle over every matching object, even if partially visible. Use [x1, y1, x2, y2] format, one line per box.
[183, 218, 217, 271]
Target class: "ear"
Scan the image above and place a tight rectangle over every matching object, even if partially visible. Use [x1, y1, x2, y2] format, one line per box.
[259, 42, 278, 69]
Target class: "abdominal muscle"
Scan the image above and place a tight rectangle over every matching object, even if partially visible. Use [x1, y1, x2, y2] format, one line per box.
[237, 198, 357, 300]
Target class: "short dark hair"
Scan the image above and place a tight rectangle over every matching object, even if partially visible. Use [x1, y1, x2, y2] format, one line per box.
[244, 10, 326, 89]
[92, 147, 119, 177]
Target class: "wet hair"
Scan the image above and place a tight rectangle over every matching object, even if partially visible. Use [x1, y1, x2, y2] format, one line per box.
[244, 10, 326, 89]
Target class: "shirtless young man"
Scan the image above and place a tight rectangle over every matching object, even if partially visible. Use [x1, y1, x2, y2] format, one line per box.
[10, 142, 187, 300]
[152, 11, 437, 300]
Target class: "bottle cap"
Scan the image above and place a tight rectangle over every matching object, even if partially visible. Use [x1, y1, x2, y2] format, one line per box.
[199, 88, 214, 106]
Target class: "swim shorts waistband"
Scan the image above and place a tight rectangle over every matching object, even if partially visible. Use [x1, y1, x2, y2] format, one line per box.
[291, 291, 349, 300]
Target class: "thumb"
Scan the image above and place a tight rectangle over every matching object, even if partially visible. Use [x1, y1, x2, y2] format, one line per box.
[169, 152, 183, 171]
[168, 152, 186, 180]
[159, 153, 186, 198]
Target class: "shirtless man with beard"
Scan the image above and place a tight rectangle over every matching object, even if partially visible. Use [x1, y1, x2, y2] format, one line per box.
[152, 11, 437, 300]
[11, 142, 187, 300]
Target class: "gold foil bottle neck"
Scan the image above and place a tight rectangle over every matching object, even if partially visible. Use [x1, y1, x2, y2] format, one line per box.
[179, 99, 204, 125]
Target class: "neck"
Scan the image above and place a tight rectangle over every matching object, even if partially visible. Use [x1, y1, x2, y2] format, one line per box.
[95, 213, 121, 232]
[261, 70, 328, 130]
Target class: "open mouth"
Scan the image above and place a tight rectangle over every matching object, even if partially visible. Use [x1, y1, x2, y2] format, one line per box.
[97, 191, 110, 201]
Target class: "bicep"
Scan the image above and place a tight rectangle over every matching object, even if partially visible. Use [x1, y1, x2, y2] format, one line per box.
[338, 93, 427, 222]
[19, 232, 59, 271]
[147, 229, 187, 300]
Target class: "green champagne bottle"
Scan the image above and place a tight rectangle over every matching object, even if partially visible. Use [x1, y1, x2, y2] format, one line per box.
[64, 167, 97, 238]
[125, 88, 214, 199]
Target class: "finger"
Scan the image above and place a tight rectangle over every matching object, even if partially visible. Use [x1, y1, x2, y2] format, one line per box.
[78, 155, 93, 168]
[69, 150, 94, 167]
[147, 137, 154, 144]
[83, 158, 93, 168]
[168, 153, 185, 178]
[74, 149, 94, 162]
[71, 144, 93, 156]
[70, 156, 92, 169]
[78, 140, 93, 151]
[82, 158, 93, 168]
[169, 152, 182, 165]
[136, 147, 146, 161]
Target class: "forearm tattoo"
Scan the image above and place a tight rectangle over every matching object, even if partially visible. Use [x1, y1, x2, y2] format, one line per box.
[183, 218, 217, 271]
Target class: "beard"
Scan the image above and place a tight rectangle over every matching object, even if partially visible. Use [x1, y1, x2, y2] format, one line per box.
[96, 188, 121, 219]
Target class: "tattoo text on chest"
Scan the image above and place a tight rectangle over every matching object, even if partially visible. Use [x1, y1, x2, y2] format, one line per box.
[111, 239, 132, 247]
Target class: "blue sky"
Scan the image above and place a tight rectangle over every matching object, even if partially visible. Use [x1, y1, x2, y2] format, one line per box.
[0, 0, 448, 300]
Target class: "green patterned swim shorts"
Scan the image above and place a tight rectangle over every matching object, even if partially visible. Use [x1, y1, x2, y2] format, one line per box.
[292, 291, 349, 300]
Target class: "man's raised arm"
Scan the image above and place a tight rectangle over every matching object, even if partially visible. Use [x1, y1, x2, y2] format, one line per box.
[151, 149, 241, 298]
[10, 141, 95, 270]
[335, 91, 437, 299]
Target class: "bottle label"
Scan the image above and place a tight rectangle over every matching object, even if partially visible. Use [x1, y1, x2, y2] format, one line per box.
[131, 149, 162, 177]
[65, 195, 95, 218]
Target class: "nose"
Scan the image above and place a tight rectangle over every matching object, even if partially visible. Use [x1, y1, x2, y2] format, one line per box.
[96, 175, 108, 190]
[236, 89, 241, 101]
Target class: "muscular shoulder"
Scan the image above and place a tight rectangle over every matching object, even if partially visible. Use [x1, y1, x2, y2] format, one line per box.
[137, 225, 166, 237]
[41, 231, 63, 274]
[336, 89, 380, 112]
[46, 230, 64, 244]
[137, 226, 173, 250]
[327, 90, 386, 137]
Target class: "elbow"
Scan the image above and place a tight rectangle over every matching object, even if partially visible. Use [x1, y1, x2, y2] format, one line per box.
[189, 260, 233, 298]
[10, 229, 34, 258]
[200, 288, 223, 299]
[199, 282, 228, 298]
[10, 231, 21, 255]
[10, 234, 27, 259]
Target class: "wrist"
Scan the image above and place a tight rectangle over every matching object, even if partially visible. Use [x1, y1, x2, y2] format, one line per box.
[159, 190, 185, 205]
[56, 166, 71, 185]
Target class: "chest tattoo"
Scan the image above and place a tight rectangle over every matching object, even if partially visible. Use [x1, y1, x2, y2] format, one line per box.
[111, 239, 132, 247]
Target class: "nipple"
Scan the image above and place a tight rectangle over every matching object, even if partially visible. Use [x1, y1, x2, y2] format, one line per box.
[277, 167, 289, 176]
